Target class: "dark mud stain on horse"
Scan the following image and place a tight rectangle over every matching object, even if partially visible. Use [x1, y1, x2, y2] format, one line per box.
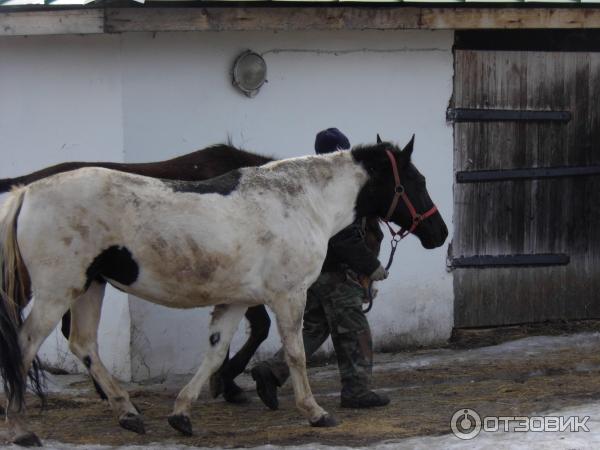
[257, 231, 275, 245]
[306, 158, 334, 185]
[85, 246, 139, 289]
[210, 332, 220, 346]
[81, 355, 110, 399]
[241, 166, 302, 197]
[164, 170, 243, 196]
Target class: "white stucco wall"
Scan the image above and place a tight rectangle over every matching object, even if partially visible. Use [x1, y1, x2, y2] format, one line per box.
[0, 29, 453, 381]
[120, 30, 454, 380]
[0, 35, 132, 380]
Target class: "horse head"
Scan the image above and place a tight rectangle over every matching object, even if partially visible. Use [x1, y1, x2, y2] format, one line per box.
[353, 136, 448, 249]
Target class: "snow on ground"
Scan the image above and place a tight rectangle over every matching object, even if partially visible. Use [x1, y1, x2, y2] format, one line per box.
[375, 332, 600, 372]
[15, 333, 600, 449]
[10, 400, 600, 450]
[307, 332, 600, 382]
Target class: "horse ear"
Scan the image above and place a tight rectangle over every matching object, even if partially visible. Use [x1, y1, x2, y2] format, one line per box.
[376, 134, 383, 144]
[402, 134, 415, 158]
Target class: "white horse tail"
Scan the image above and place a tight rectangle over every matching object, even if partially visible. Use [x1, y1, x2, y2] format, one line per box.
[0, 186, 45, 409]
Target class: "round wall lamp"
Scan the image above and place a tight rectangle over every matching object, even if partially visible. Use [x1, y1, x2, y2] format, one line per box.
[232, 50, 267, 98]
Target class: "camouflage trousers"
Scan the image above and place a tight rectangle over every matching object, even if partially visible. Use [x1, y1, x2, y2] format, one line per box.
[262, 272, 374, 399]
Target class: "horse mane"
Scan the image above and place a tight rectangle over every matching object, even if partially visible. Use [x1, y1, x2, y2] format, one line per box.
[164, 144, 274, 168]
[350, 141, 406, 173]
[351, 142, 400, 158]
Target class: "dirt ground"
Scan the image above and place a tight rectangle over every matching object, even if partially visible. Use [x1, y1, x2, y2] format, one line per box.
[3, 325, 600, 448]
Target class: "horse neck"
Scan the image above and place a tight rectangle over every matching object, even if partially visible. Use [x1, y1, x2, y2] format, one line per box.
[269, 152, 369, 238]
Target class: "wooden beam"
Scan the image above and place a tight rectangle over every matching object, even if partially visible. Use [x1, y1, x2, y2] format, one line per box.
[421, 7, 600, 30]
[447, 108, 572, 123]
[451, 254, 570, 269]
[105, 7, 600, 33]
[103, 6, 421, 33]
[4, 6, 600, 36]
[456, 165, 600, 183]
[0, 9, 103, 36]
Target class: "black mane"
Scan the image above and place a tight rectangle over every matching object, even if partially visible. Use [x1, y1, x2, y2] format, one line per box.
[351, 141, 405, 218]
[350, 141, 403, 175]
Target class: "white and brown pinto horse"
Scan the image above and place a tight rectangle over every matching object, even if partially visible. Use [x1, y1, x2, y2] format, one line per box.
[0, 138, 447, 445]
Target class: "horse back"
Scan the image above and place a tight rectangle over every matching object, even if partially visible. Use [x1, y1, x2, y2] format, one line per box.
[0, 144, 274, 193]
[16, 167, 312, 307]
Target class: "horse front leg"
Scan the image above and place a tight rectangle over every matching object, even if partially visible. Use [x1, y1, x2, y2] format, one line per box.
[168, 304, 247, 436]
[269, 292, 338, 427]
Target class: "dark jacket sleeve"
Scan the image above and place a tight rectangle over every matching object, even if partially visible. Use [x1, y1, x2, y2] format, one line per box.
[327, 220, 382, 276]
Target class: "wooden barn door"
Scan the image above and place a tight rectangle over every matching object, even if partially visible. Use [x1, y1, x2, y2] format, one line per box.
[451, 31, 600, 328]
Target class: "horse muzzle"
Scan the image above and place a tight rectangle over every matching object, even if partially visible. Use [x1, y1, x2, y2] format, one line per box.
[416, 212, 448, 249]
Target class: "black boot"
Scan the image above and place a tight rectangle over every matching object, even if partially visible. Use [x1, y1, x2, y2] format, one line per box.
[340, 390, 390, 409]
[251, 364, 280, 410]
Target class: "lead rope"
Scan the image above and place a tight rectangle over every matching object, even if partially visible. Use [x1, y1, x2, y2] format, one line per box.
[362, 228, 401, 313]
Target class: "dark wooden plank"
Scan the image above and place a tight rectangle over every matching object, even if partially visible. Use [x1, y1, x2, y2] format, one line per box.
[456, 30, 600, 52]
[457, 165, 600, 183]
[452, 254, 570, 268]
[447, 108, 571, 123]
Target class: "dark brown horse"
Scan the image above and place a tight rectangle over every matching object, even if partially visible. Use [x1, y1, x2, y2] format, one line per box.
[0, 144, 273, 404]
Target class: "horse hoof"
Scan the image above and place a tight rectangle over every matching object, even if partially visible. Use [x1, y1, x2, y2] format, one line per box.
[13, 431, 42, 447]
[119, 412, 146, 434]
[168, 414, 193, 436]
[310, 414, 339, 428]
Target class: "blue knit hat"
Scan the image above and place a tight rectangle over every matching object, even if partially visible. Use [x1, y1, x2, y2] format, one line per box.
[314, 128, 351, 154]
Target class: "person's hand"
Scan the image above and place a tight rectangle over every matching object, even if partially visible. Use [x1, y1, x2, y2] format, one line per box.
[370, 286, 379, 299]
[370, 265, 388, 281]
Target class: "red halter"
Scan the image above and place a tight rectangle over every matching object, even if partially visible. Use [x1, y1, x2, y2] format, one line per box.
[362, 149, 439, 313]
[382, 149, 438, 244]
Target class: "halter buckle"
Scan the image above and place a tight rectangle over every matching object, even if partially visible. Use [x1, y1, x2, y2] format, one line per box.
[394, 185, 405, 194]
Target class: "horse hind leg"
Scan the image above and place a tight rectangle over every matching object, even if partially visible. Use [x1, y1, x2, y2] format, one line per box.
[169, 304, 247, 436]
[7, 289, 74, 446]
[59, 309, 106, 400]
[68, 281, 144, 434]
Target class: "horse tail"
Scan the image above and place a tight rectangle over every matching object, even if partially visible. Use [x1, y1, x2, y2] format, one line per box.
[0, 187, 44, 409]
